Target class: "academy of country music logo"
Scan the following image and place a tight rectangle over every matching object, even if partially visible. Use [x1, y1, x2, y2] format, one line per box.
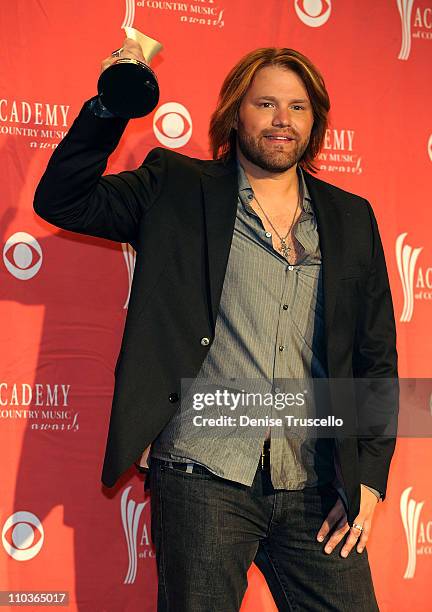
[400, 487, 432, 578]
[153, 102, 193, 148]
[294, 0, 331, 27]
[0, 382, 79, 433]
[317, 128, 363, 175]
[135, 0, 225, 28]
[3, 232, 43, 280]
[0, 99, 70, 149]
[397, 0, 432, 60]
[121, 486, 154, 584]
[395, 233, 432, 322]
[2, 511, 44, 561]
[122, 243, 136, 309]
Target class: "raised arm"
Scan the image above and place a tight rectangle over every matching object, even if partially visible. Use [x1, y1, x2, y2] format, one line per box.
[33, 38, 165, 244]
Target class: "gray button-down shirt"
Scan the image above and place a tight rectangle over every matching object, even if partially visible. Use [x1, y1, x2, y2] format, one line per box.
[151, 162, 337, 489]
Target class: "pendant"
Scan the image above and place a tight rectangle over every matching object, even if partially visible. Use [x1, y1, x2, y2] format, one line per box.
[279, 238, 291, 259]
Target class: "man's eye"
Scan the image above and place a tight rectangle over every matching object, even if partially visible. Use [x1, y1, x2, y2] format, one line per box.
[292, 105, 305, 110]
[259, 102, 274, 108]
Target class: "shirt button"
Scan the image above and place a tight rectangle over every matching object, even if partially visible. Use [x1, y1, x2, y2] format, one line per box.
[282, 304, 288, 310]
[288, 265, 294, 271]
[200, 337, 210, 346]
[248, 194, 253, 200]
[265, 231, 272, 238]
[279, 345, 285, 352]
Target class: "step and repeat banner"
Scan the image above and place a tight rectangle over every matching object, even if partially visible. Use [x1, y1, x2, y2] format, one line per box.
[0, 1, 431, 610]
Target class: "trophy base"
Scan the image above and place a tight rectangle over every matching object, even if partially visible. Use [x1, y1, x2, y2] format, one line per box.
[97, 59, 160, 119]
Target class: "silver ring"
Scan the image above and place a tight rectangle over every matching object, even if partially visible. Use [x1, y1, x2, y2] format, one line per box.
[352, 523, 363, 531]
[111, 47, 124, 57]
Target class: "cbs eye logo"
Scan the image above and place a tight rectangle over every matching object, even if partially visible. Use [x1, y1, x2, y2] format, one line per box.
[2, 511, 44, 561]
[295, 0, 331, 27]
[153, 102, 192, 148]
[3, 232, 42, 280]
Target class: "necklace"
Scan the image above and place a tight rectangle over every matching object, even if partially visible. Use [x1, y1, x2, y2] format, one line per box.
[252, 182, 303, 261]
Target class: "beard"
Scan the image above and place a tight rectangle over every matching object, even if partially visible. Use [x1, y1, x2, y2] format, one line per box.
[236, 122, 310, 173]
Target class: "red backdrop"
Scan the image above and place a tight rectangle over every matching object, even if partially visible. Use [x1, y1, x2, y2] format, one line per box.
[1, 1, 431, 610]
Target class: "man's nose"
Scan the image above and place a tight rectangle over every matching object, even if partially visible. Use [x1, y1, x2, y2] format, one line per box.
[272, 107, 293, 126]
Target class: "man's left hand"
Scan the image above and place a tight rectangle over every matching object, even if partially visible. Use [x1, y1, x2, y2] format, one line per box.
[316, 484, 379, 557]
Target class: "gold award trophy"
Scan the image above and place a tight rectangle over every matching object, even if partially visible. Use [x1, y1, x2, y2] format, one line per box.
[97, 27, 163, 118]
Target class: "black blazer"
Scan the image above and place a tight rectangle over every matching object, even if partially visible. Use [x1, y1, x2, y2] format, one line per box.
[34, 98, 398, 525]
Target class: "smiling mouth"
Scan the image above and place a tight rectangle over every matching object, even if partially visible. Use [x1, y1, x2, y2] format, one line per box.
[264, 135, 295, 142]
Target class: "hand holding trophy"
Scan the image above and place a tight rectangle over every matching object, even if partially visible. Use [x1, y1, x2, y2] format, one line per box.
[98, 27, 163, 119]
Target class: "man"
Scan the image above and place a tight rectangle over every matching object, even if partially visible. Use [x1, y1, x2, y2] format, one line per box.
[34, 42, 398, 611]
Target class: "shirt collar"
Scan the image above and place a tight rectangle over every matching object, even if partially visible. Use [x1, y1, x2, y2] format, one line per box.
[237, 160, 312, 213]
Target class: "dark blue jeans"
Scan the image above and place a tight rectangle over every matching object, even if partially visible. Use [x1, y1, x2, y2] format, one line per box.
[149, 458, 379, 611]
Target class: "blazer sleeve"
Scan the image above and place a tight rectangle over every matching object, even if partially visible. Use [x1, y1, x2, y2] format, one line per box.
[33, 96, 165, 244]
[353, 200, 399, 500]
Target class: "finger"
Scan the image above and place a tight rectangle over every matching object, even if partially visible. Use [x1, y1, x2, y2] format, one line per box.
[323, 517, 350, 554]
[356, 519, 371, 553]
[120, 49, 144, 63]
[100, 48, 145, 74]
[122, 38, 147, 62]
[316, 498, 345, 542]
[340, 521, 365, 558]
[101, 57, 117, 73]
[122, 37, 143, 52]
[111, 46, 141, 63]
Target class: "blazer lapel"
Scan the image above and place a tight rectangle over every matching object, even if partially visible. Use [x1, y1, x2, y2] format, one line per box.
[201, 159, 238, 331]
[303, 172, 344, 360]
